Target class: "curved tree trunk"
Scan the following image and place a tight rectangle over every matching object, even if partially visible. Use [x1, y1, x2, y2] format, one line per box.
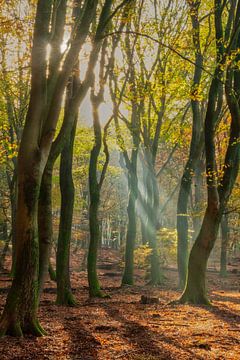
[177, 0, 203, 289]
[178, 0, 240, 305]
[179, 206, 220, 305]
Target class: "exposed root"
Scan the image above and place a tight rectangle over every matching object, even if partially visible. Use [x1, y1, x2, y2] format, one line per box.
[56, 291, 77, 307]
[23, 318, 47, 336]
[0, 316, 46, 337]
[169, 293, 212, 306]
[89, 289, 111, 299]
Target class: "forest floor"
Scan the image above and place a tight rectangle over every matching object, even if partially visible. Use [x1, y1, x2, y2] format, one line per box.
[0, 249, 239, 360]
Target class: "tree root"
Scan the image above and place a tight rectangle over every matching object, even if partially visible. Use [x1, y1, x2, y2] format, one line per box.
[0, 317, 46, 337]
[169, 294, 212, 306]
[89, 289, 111, 299]
[56, 291, 77, 306]
[23, 318, 47, 336]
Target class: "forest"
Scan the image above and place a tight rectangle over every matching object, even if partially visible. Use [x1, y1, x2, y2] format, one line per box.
[0, 0, 239, 359]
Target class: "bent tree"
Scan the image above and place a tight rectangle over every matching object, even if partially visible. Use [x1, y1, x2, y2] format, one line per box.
[179, 0, 240, 305]
[0, 0, 97, 337]
[177, 0, 204, 289]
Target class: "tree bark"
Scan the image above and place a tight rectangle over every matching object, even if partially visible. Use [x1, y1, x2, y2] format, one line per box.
[220, 214, 228, 277]
[122, 163, 138, 285]
[177, 0, 203, 289]
[56, 122, 77, 306]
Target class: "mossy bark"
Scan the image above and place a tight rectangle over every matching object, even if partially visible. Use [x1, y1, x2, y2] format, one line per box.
[56, 123, 76, 306]
[88, 197, 103, 297]
[38, 166, 53, 293]
[179, 207, 220, 305]
[0, 169, 46, 337]
[48, 261, 56, 281]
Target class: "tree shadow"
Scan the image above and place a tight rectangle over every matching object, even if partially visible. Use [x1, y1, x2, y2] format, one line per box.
[57, 311, 101, 360]
[211, 292, 240, 305]
[101, 303, 204, 360]
[204, 303, 240, 330]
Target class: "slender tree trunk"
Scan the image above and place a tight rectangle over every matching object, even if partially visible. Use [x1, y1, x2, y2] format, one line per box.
[38, 166, 53, 294]
[56, 122, 77, 306]
[192, 158, 204, 240]
[148, 174, 162, 285]
[48, 261, 56, 281]
[122, 169, 138, 285]
[88, 193, 102, 296]
[0, 222, 9, 270]
[220, 214, 228, 277]
[10, 175, 17, 276]
[87, 73, 111, 297]
[140, 218, 148, 245]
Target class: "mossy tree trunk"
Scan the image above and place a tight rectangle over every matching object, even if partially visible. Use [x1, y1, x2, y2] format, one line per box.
[0, 158, 47, 336]
[179, 207, 220, 305]
[38, 166, 53, 294]
[56, 122, 77, 306]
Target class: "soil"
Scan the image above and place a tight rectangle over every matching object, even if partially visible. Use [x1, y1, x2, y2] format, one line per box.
[0, 249, 239, 360]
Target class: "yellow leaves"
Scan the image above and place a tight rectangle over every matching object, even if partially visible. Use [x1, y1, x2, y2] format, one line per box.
[190, 84, 203, 102]
[134, 244, 152, 270]
[0, 124, 18, 164]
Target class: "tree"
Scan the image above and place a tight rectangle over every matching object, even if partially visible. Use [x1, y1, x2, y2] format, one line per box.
[177, 0, 204, 289]
[178, 0, 240, 305]
[0, 0, 98, 337]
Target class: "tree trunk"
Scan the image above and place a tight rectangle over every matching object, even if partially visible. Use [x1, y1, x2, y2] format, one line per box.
[177, 0, 203, 289]
[122, 171, 138, 285]
[88, 196, 102, 296]
[0, 222, 9, 270]
[10, 175, 17, 276]
[179, 206, 220, 305]
[48, 261, 56, 281]
[220, 214, 228, 277]
[56, 123, 77, 306]
[0, 160, 47, 336]
[142, 161, 162, 285]
[38, 166, 53, 294]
